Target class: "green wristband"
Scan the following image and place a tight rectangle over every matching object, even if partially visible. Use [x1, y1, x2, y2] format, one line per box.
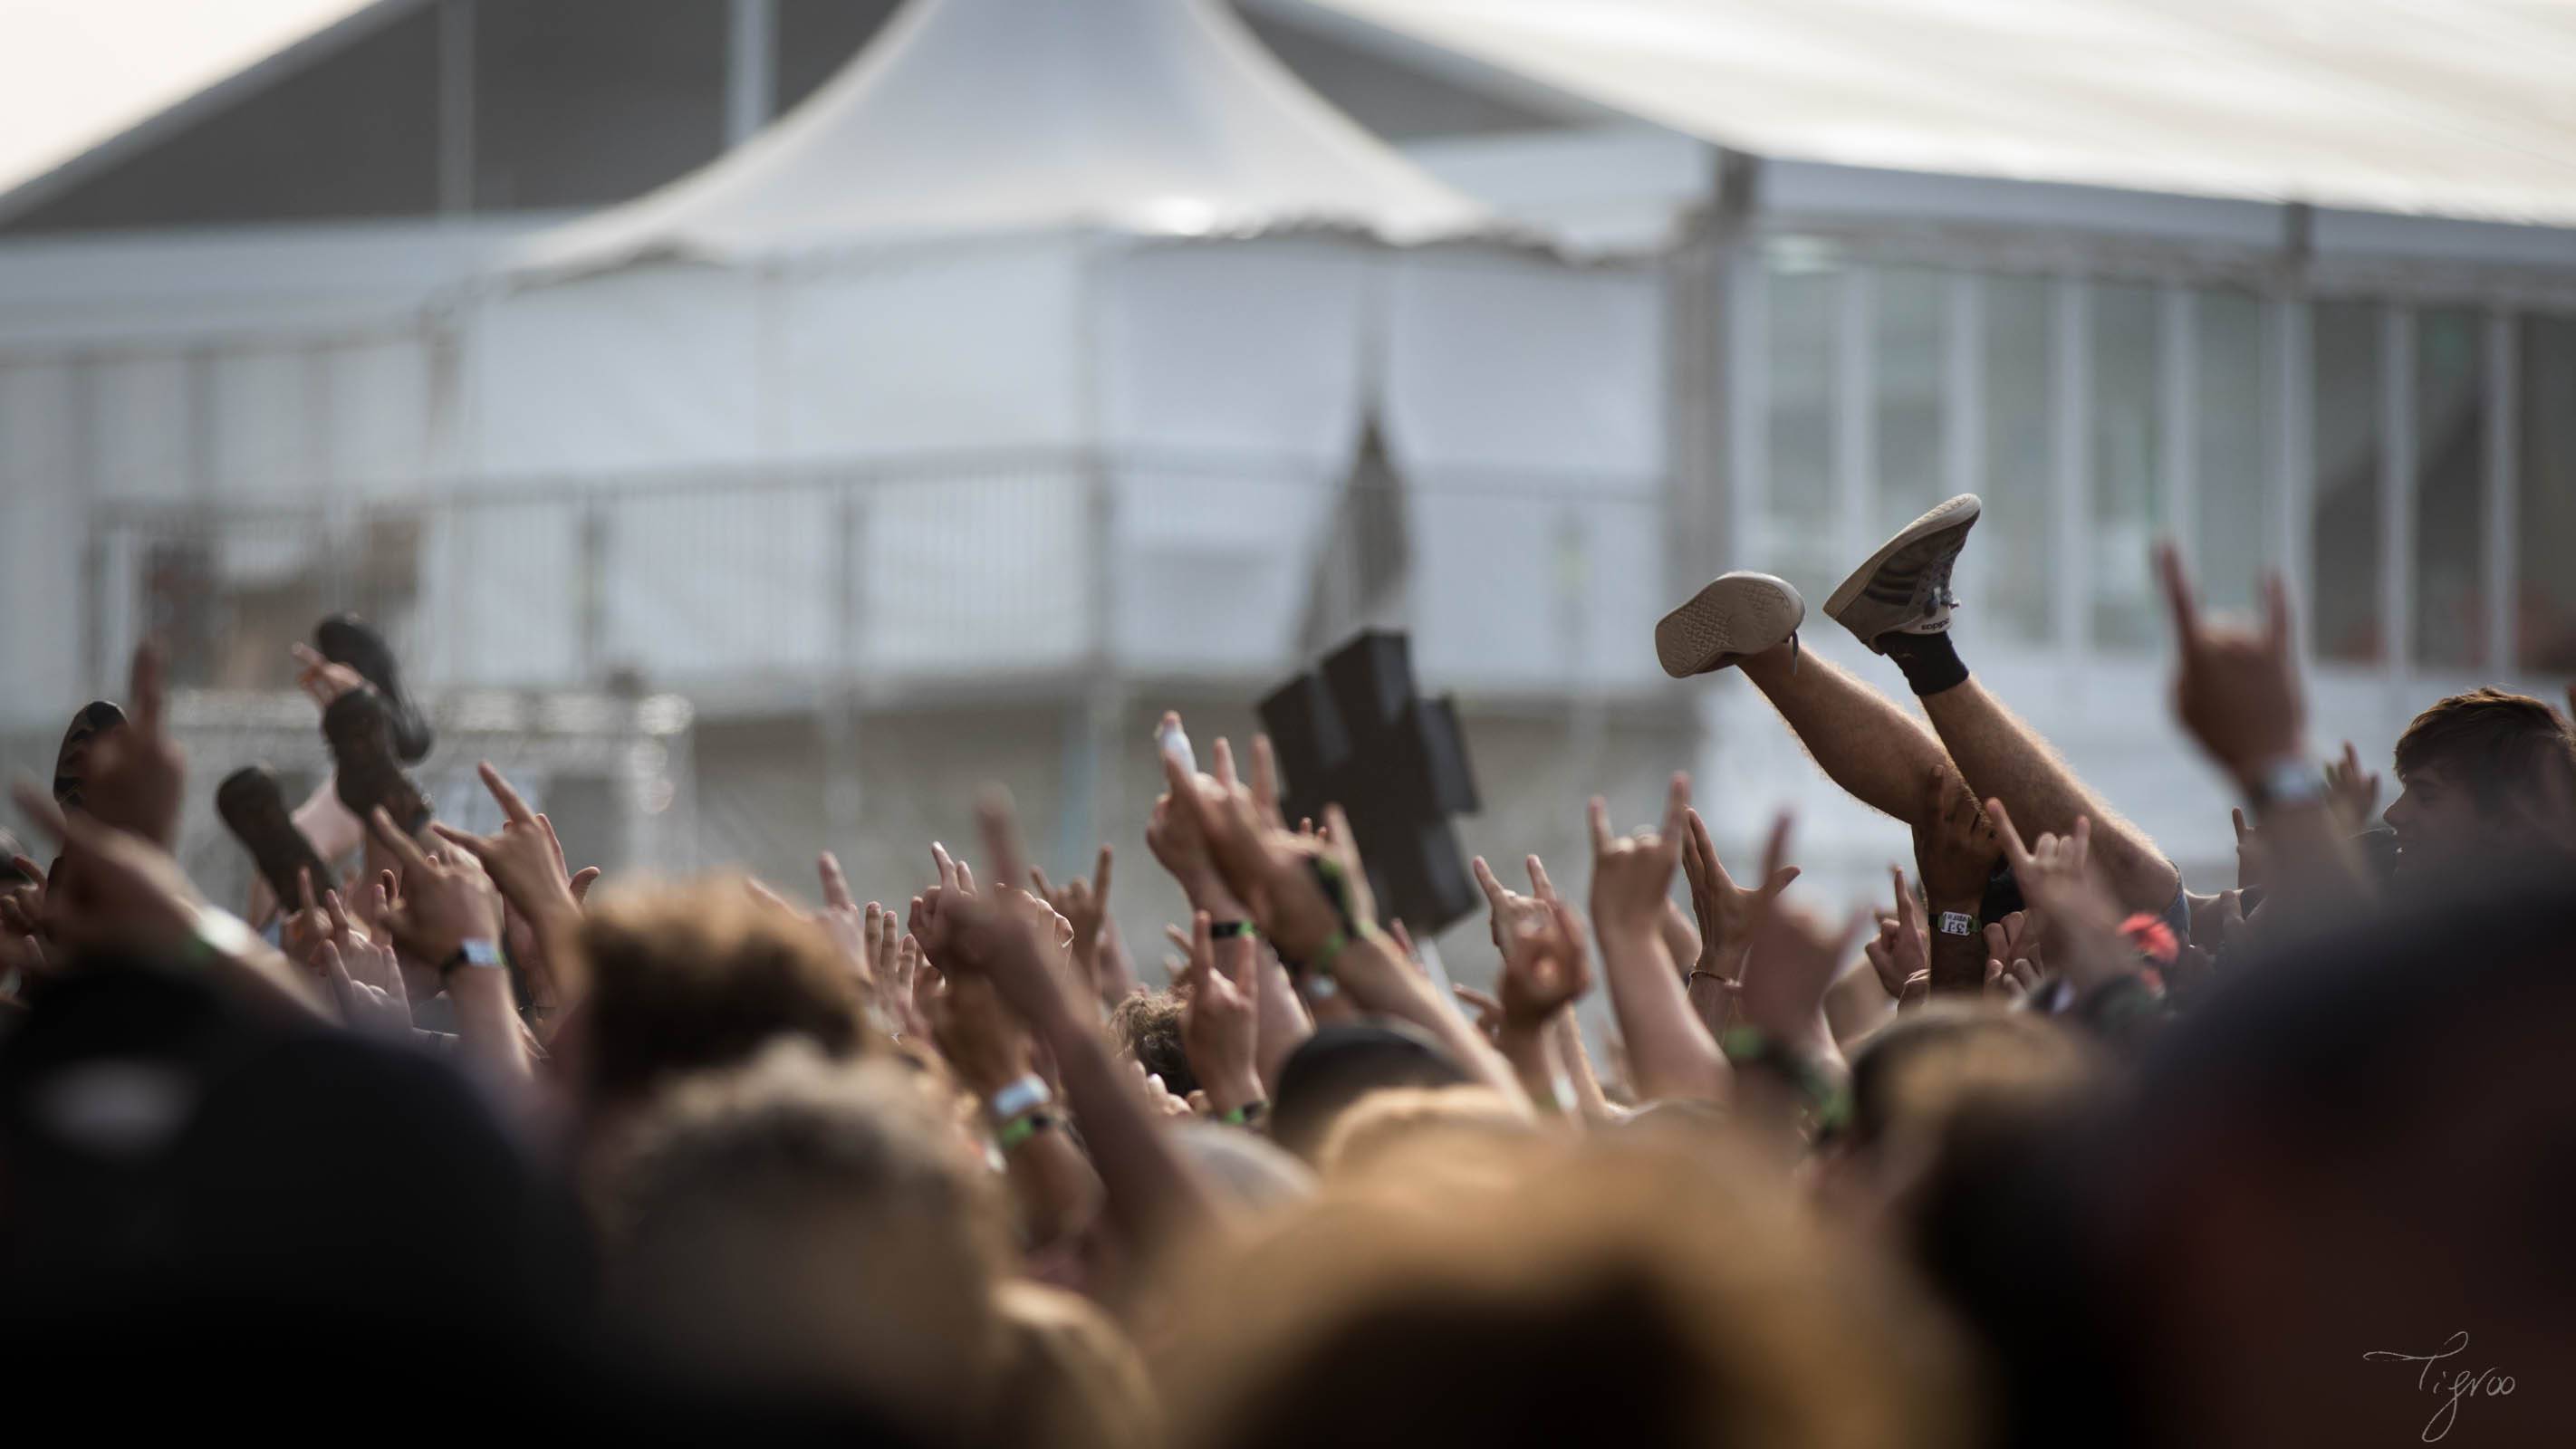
[995, 1109, 1059, 1152]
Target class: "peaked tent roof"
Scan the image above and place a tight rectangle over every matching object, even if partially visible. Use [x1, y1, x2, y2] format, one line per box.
[516, 0, 1496, 277]
[1284, 0, 2576, 230]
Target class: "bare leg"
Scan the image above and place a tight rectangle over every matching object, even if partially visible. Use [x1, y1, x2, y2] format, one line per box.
[1739, 644, 1960, 823]
[1918, 678, 2178, 914]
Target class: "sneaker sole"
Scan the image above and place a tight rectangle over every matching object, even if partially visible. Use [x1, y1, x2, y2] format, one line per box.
[1822, 494, 1983, 638]
[1656, 572, 1804, 678]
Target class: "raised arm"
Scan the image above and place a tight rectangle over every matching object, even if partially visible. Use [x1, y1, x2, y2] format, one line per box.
[1588, 775, 1728, 1105]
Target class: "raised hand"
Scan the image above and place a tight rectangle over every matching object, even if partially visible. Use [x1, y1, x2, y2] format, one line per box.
[1145, 715, 1252, 918]
[319, 891, 410, 1040]
[807, 850, 875, 983]
[2324, 741, 2381, 834]
[1472, 853, 1558, 954]
[1497, 895, 1591, 1030]
[1982, 911, 2039, 1000]
[1734, 815, 1867, 1063]
[2231, 807, 2263, 890]
[1176, 911, 1263, 1117]
[11, 779, 203, 959]
[2158, 543, 2304, 787]
[1031, 842, 1115, 998]
[1158, 748, 1362, 962]
[1587, 774, 1691, 937]
[429, 762, 582, 927]
[368, 806, 502, 969]
[1987, 801, 2127, 993]
[1678, 806, 1797, 980]
[1862, 867, 1927, 1003]
[82, 642, 185, 850]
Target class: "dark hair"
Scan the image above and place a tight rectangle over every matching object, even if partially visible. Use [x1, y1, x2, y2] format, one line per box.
[1267, 1022, 1471, 1162]
[2391, 687, 2576, 814]
[1106, 989, 1196, 1098]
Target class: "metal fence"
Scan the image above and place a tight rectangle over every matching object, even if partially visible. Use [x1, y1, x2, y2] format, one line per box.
[81, 449, 1680, 706]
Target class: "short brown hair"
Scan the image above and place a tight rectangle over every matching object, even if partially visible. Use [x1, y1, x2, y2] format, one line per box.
[570, 878, 872, 1112]
[2392, 688, 2576, 815]
[597, 1046, 1004, 1428]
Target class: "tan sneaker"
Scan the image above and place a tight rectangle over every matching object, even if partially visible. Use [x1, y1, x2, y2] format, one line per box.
[1656, 572, 1805, 678]
[1823, 494, 1981, 653]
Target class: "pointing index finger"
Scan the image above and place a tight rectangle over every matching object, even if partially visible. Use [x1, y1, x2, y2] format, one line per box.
[818, 850, 855, 911]
[2156, 542, 2203, 657]
[975, 786, 1032, 904]
[1658, 772, 1691, 846]
[369, 806, 433, 876]
[1985, 798, 2034, 875]
[477, 761, 538, 826]
[129, 641, 168, 739]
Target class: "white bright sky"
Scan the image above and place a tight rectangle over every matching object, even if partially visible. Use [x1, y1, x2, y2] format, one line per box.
[0, 0, 377, 197]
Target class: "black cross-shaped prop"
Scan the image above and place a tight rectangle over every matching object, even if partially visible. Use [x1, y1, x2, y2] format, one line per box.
[1258, 629, 1481, 935]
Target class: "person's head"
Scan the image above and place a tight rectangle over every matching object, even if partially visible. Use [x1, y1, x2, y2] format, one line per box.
[595, 1044, 1004, 1435]
[1266, 1021, 1474, 1162]
[1169, 1120, 1317, 1216]
[1816, 1004, 2102, 1223]
[1160, 1135, 1975, 1449]
[1106, 988, 1196, 1099]
[560, 878, 872, 1126]
[989, 1281, 1160, 1449]
[2384, 688, 2576, 872]
[1313, 1084, 1540, 1196]
[1925, 870, 2576, 1449]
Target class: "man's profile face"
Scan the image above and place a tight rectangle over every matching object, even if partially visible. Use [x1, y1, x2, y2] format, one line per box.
[2381, 763, 2494, 873]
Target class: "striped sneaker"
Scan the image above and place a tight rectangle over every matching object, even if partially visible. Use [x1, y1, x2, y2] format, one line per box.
[1656, 571, 1804, 678]
[1823, 495, 1981, 653]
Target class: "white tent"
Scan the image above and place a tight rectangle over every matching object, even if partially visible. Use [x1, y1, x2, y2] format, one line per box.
[441, 0, 1669, 696]
[522, 0, 1489, 269]
[1285, 0, 2576, 229]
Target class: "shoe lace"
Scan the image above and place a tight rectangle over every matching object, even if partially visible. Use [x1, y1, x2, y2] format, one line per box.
[1918, 554, 1960, 614]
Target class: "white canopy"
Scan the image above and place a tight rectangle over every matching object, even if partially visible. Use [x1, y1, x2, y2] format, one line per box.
[519, 0, 1495, 276]
[1286, 0, 2576, 228]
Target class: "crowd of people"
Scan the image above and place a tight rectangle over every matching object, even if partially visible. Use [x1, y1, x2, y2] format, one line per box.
[2, 494, 2569, 1445]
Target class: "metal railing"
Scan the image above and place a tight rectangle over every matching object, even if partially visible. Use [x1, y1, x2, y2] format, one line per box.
[82, 449, 1680, 706]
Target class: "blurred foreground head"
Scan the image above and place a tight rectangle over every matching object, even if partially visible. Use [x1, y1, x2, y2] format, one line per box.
[595, 1044, 1004, 1439]
[1919, 869, 2576, 1449]
[1159, 1132, 1976, 1449]
[1816, 1003, 2105, 1223]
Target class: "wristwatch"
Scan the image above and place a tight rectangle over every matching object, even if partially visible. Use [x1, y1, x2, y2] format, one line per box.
[440, 937, 505, 978]
[2242, 756, 2328, 812]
